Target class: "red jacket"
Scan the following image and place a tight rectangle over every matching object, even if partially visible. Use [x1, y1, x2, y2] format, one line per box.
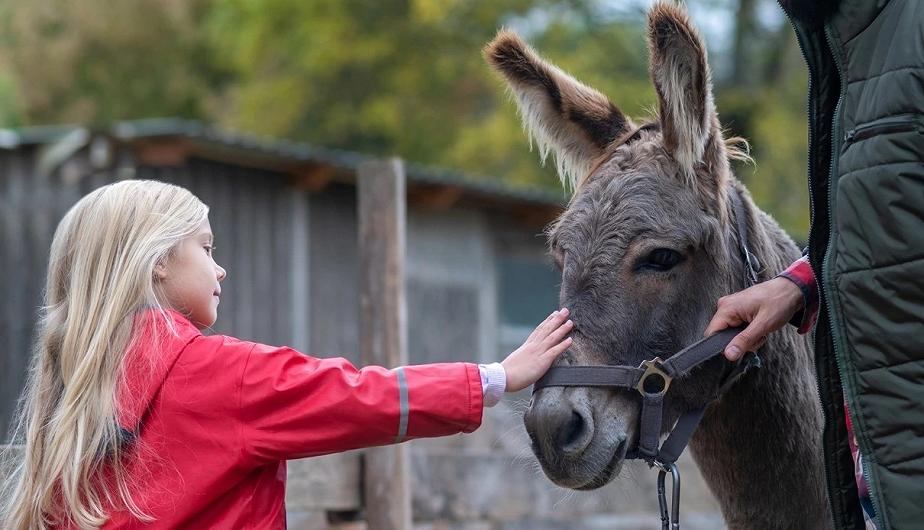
[89, 309, 483, 529]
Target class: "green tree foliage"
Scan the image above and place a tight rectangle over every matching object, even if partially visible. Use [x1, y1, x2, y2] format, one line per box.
[0, 0, 224, 126]
[204, 0, 621, 189]
[716, 0, 811, 241]
[0, 0, 810, 240]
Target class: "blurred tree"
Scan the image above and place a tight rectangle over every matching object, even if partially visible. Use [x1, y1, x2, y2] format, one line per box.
[204, 0, 649, 189]
[0, 0, 226, 126]
[0, 0, 810, 240]
[716, 0, 810, 241]
[0, 71, 19, 127]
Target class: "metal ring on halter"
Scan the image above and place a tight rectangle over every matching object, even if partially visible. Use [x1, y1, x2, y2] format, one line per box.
[636, 357, 672, 397]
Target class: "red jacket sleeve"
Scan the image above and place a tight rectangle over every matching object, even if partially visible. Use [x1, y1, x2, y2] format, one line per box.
[236, 342, 483, 463]
[776, 255, 820, 334]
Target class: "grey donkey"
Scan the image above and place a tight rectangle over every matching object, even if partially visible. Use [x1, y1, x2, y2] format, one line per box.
[484, 3, 831, 528]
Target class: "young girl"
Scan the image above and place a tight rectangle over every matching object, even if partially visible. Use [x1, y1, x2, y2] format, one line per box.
[0, 180, 573, 529]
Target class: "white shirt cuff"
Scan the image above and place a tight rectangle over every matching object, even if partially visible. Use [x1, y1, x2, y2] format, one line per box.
[478, 362, 507, 407]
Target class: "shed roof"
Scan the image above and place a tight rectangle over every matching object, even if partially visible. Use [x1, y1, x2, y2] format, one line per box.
[0, 118, 567, 210]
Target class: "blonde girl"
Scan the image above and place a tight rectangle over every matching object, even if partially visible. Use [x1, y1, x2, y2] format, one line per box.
[1, 180, 572, 529]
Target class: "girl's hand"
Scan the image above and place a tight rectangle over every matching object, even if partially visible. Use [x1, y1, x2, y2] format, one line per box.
[501, 308, 573, 392]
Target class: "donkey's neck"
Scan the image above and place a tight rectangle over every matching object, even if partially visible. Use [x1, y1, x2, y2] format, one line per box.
[689, 334, 830, 529]
[690, 203, 832, 529]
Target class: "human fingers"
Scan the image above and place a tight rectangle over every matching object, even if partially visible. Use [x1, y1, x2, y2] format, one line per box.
[531, 308, 570, 341]
[544, 336, 573, 360]
[704, 294, 748, 337]
[723, 314, 774, 361]
[540, 319, 573, 350]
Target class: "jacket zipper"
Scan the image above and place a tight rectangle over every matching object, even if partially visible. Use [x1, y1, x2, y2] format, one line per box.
[822, 23, 887, 529]
[775, 1, 843, 526]
[775, 0, 817, 254]
[842, 114, 924, 151]
[777, 0, 842, 524]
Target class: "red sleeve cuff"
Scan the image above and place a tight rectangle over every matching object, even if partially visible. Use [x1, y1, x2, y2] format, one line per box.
[777, 256, 819, 334]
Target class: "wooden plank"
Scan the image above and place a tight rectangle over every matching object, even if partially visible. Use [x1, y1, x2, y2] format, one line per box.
[357, 159, 411, 530]
[234, 167, 255, 339]
[0, 153, 19, 440]
[288, 189, 310, 352]
[0, 446, 362, 512]
[2, 152, 31, 441]
[308, 187, 360, 363]
[252, 179, 274, 343]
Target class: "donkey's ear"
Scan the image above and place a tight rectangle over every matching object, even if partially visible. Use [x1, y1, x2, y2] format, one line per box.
[484, 30, 631, 190]
[647, 2, 721, 182]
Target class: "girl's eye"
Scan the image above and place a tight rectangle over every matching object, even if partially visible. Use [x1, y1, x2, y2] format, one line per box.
[636, 248, 684, 272]
[204, 245, 215, 255]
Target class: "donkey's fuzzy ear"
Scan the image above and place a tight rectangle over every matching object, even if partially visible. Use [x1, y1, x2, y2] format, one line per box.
[484, 30, 630, 190]
[647, 2, 720, 182]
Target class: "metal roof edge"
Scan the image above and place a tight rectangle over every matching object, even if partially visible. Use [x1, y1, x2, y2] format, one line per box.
[3, 118, 567, 207]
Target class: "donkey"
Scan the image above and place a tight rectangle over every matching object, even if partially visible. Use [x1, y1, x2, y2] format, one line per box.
[485, 3, 830, 528]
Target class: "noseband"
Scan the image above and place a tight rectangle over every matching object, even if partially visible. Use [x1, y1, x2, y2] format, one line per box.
[532, 186, 763, 530]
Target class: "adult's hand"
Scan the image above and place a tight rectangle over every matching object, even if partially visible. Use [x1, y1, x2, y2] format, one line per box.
[704, 277, 804, 361]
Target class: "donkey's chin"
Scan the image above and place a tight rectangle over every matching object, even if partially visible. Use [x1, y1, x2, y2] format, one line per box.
[540, 437, 629, 491]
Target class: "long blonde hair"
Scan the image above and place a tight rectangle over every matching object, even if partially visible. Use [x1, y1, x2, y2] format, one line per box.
[1, 180, 209, 529]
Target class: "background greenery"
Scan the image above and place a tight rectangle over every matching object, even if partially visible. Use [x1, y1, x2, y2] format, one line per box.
[0, 0, 810, 240]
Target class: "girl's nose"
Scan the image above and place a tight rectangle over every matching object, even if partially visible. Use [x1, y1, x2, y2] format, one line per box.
[216, 264, 227, 282]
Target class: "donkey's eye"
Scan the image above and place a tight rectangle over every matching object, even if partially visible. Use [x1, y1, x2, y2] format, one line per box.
[637, 248, 684, 272]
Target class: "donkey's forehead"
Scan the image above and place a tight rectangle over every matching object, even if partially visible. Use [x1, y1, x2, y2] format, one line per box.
[550, 136, 707, 245]
[578, 124, 674, 184]
[582, 139, 694, 207]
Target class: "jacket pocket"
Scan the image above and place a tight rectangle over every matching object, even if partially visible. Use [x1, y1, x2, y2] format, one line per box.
[842, 114, 924, 152]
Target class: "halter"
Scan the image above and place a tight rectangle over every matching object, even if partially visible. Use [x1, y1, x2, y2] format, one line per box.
[532, 185, 763, 530]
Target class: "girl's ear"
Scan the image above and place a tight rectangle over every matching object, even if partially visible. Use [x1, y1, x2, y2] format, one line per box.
[154, 262, 168, 281]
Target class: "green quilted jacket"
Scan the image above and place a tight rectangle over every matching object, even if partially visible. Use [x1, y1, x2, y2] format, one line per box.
[780, 1, 924, 528]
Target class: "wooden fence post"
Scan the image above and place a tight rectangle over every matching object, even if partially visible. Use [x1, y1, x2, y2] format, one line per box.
[357, 158, 411, 530]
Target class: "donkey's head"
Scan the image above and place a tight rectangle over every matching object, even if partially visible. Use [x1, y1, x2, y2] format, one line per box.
[486, 3, 751, 489]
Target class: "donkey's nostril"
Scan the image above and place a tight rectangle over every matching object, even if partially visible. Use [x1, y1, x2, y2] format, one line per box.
[557, 409, 593, 456]
[563, 412, 583, 446]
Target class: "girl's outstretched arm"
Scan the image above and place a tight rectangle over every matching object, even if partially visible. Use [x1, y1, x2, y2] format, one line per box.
[234, 309, 572, 463]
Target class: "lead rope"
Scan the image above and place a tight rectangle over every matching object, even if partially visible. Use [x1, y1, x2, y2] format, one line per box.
[653, 186, 759, 530]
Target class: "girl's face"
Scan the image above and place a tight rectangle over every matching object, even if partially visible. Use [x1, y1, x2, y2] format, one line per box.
[156, 218, 226, 329]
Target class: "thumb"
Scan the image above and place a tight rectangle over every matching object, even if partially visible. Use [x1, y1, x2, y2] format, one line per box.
[724, 317, 769, 361]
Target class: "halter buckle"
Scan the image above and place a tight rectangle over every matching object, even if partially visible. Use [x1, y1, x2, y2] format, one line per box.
[636, 357, 672, 397]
